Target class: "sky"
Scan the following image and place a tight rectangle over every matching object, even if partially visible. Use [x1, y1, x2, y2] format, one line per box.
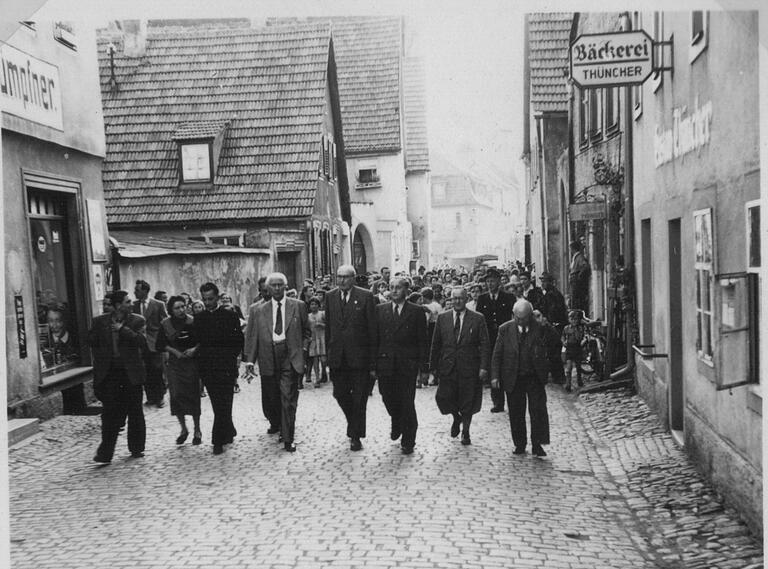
[10, 0, 528, 181]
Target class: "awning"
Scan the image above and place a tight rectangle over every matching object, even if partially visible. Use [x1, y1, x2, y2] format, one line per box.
[447, 252, 499, 261]
[110, 230, 271, 259]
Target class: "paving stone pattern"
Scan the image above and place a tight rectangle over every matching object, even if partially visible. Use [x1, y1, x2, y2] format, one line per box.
[8, 379, 764, 569]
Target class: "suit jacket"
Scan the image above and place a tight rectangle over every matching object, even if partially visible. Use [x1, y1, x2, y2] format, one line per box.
[324, 286, 377, 370]
[133, 297, 167, 352]
[491, 319, 559, 392]
[523, 286, 544, 311]
[374, 301, 428, 378]
[429, 309, 490, 379]
[243, 297, 310, 376]
[88, 313, 148, 387]
[475, 289, 514, 345]
[539, 287, 568, 328]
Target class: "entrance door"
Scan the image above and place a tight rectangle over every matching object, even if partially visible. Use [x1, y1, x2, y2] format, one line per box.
[276, 251, 299, 289]
[668, 218, 684, 434]
[353, 229, 367, 274]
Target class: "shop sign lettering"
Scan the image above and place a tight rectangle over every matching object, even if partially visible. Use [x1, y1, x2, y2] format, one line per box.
[654, 98, 712, 167]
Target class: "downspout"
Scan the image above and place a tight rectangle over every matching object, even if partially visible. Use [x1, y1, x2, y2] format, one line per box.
[536, 116, 548, 270]
[610, 13, 636, 380]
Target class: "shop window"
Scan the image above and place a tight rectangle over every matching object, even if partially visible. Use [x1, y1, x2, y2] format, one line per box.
[715, 272, 759, 389]
[28, 189, 82, 376]
[694, 208, 714, 363]
[180, 143, 211, 182]
[690, 11, 709, 63]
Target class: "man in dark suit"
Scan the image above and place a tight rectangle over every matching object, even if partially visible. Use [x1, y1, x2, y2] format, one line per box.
[537, 272, 568, 385]
[475, 267, 514, 412]
[325, 264, 377, 451]
[519, 271, 544, 310]
[374, 277, 428, 455]
[88, 290, 147, 464]
[193, 282, 244, 455]
[244, 272, 310, 452]
[431, 287, 490, 445]
[491, 299, 560, 457]
[133, 279, 168, 407]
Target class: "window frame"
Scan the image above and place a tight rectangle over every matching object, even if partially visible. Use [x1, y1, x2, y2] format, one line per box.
[579, 88, 589, 146]
[694, 208, 715, 365]
[604, 87, 620, 134]
[746, 200, 761, 273]
[179, 141, 213, 184]
[714, 271, 759, 390]
[588, 89, 603, 142]
[690, 11, 709, 63]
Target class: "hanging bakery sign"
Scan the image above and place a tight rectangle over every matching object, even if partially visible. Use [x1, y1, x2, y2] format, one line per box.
[570, 30, 654, 88]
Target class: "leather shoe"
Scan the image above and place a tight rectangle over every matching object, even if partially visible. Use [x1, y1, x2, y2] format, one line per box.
[490, 406, 505, 413]
[192, 434, 202, 446]
[278, 434, 284, 443]
[461, 433, 471, 446]
[390, 429, 401, 441]
[213, 445, 224, 455]
[532, 444, 547, 457]
[130, 451, 144, 458]
[513, 446, 526, 455]
[267, 425, 280, 435]
[450, 418, 461, 438]
[176, 431, 189, 445]
[155, 400, 165, 408]
[350, 438, 363, 451]
[401, 445, 414, 455]
[284, 442, 297, 452]
[93, 454, 111, 464]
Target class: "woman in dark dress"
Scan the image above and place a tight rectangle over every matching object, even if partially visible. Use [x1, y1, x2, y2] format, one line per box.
[156, 295, 202, 445]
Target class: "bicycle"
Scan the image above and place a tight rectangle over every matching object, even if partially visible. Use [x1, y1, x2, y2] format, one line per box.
[579, 322, 606, 381]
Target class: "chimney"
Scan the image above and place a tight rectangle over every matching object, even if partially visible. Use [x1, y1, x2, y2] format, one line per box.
[122, 20, 147, 57]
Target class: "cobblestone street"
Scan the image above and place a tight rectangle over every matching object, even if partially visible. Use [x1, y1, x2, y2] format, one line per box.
[9, 380, 763, 569]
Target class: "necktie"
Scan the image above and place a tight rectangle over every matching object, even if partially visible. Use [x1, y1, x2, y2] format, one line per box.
[141, 300, 146, 316]
[519, 326, 527, 346]
[395, 304, 400, 317]
[274, 302, 283, 335]
[454, 313, 461, 341]
[343, 292, 348, 305]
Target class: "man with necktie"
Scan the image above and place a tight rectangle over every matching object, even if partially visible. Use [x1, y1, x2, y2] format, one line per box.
[133, 279, 168, 407]
[244, 273, 310, 452]
[430, 287, 490, 445]
[491, 299, 559, 457]
[374, 277, 428, 455]
[475, 267, 514, 413]
[325, 265, 377, 451]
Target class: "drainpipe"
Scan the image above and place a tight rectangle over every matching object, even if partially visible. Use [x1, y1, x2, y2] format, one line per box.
[610, 13, 636, 380]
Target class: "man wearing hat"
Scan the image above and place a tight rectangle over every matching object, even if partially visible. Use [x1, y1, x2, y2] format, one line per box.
[475, 267, 514, 412]
[538, 272, 568, 331]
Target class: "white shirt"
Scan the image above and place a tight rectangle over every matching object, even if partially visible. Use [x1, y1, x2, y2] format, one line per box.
[517, 324, 528, 335]
[393, 301, 406, 316]
[271, 297, 286, 342]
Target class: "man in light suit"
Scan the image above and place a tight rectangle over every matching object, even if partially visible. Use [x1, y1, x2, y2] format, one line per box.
[133, 279, 168, 407]
[491, 299, 559, 457]
[325, 264, 377, 451]
[244, 272, 310, 452]
[88, 290, 147, 464]
[430, 287, 490, 445]
[374, 277, 428, 455]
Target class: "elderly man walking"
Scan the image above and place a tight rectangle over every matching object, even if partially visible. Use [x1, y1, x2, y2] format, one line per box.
[244, 272, 310, 452]
[325, 264, 377, 451]
[491, 299, 559, 457]
[430, 287, 490, 445]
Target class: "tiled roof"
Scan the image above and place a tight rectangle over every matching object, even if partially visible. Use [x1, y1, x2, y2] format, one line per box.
[403, 55, 430, 172]
[97, 24, 333, 225]
[327, 17, 402, 155]
[528, 12, 572, 113]
[172, 120, 229, 141]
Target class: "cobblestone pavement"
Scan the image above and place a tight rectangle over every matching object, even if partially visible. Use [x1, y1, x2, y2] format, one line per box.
[8, 377, 764, 569]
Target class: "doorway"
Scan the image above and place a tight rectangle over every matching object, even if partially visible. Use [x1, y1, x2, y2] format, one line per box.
[276, 251, 300, 289]
[668, 218, 684, 437]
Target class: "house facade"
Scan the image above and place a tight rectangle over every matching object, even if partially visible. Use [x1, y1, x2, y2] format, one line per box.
[97, 21, 351, 303]
[3, 21, 110, 418]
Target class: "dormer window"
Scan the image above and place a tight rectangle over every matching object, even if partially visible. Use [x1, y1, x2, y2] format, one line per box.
[173, 120, 229, 187]
[181, 143, 212, 182]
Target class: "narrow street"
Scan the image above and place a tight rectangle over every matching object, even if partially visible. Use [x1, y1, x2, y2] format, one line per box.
[9, 381, 762, 569]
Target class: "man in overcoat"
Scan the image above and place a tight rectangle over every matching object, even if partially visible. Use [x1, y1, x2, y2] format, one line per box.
[325, 264, 377, 451]
[89, 290, 147, 463]
[244, 272, 310, 452]
[133, 279, 168, 407]
[430, 287, 490, 445]
[475, 267, 514, 412]
[491, 299, 559, 457]
[374, 277, 428, 454]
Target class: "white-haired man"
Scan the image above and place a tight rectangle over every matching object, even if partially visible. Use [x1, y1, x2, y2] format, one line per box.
[491, 299, 559, 457]
[244, 273, 310, 452]
[325, 264, 377, 451]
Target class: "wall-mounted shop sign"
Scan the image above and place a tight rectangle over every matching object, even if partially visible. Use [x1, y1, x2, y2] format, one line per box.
[569, 201, 607, 222]
[654, 98, 712, 167]
[15, 295, 28, 359]
[570, 30, 654, 88]
[0, 43, 63, 130]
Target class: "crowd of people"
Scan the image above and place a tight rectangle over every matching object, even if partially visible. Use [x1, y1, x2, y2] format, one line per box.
[89, 248, 594, 464]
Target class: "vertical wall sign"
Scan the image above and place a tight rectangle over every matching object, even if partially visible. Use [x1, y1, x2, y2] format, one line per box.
[15, 295, 27, 358]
